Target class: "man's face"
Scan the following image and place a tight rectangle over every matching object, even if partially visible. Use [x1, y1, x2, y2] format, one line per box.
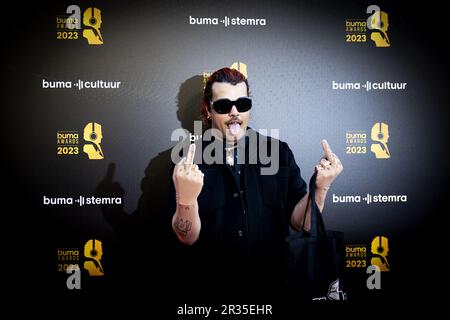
[208, 82, 250, 143]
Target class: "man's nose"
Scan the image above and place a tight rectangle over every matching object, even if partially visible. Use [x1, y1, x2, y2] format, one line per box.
[229, 105, 239, 116]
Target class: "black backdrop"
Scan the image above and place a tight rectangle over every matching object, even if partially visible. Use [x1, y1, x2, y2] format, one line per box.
[3, 0, 449, 314]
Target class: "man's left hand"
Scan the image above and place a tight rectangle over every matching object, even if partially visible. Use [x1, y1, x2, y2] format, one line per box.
[315, 140, 343, 191]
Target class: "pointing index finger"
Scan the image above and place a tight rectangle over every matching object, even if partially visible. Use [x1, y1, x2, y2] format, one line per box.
[321, 139, 334, 162]
[185, 143, 196, 166]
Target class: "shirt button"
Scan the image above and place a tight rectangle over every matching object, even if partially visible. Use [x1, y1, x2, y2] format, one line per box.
[238, 230, 244, 237]
[233, 193, 238, 198]
[240, 190, 244, 194]
[243, 210, 246, 215]
[238, 170, 241, 175]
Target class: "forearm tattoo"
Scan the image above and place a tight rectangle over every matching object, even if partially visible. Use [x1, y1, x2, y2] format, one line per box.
[174, 217, 192, 237]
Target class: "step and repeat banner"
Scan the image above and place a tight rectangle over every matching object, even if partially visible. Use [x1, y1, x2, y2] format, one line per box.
[4, 0, 448, 314]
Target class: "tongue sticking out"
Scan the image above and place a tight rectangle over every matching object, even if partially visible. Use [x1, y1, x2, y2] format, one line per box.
[229, 123, 241, 136]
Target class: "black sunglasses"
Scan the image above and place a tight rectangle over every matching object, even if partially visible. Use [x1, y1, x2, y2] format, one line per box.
[210, 97, 252, 114]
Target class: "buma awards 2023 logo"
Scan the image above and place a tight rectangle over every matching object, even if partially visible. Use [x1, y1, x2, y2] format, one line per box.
[58, 239, 105, 290]
[57, 122, 105, 160]
[345, 5, 390, 47]
[56, 5, 103, 45]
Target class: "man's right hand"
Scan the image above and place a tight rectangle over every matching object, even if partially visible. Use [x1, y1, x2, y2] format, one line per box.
[172, 144, 204, 206]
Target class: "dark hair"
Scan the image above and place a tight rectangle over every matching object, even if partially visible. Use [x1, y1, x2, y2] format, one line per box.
[201, 67, 250, 124]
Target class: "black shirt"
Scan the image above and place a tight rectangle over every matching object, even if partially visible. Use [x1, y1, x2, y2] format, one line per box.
[168, 129, 307, 295]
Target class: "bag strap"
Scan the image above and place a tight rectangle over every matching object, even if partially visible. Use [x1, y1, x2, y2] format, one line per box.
[307, 172, 326, 237]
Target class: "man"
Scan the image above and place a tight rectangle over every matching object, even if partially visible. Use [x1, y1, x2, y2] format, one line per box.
[169, 67, 343, 295]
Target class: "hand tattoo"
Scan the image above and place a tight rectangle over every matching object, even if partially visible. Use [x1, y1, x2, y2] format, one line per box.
[174, 217, 192, 237]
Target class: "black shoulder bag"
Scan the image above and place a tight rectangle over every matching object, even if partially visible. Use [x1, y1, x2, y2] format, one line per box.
[285, 173, 346, 300]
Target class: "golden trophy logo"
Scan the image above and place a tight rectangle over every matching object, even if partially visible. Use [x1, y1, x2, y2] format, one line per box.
[367, 5, 390, 47]
[84, 239, 104, 276]
[56, 5, 103, 45]
[230, 61, 248, 78]
[83, 7, 103, 45]
[370, 236, 390, 271]
[370, 122, 390, 159]
[203, 61, 248, 88]
[83, 122, 104, 160]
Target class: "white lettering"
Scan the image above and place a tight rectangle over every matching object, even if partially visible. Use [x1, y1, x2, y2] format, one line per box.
[189, 16, 218, 25]
[43, 195, 122, 206]
[189, 15, 266, 26]
[42, 79, 72, 89]
[332, 194, 361, 203]
[366, 265, 381, 289]
[42, 79, 121, 90]
[332, 80, 360, 90]
[332, 193, 408, 204]
[177, 304, 211, 317]
[66, 264, 81, 289]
